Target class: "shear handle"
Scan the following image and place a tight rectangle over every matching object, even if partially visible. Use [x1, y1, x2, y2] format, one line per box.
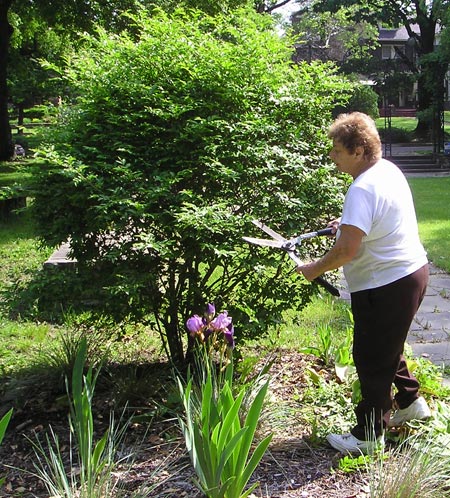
[314, 276, 340, 297]
[283, 227, 334, 250]
[316, 228, 334, 237]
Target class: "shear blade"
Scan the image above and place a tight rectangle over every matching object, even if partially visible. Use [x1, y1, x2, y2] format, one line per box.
[286, 252, 303, 266]
[251, 220, 286, 242]
[242, 236, 284, 248]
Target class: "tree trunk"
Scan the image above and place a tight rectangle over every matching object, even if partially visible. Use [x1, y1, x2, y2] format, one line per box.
[0, 0, 14, 161]
[415, 71, 433, 137]
[166, 318, 185, 365]
[17, 103, 24, 127]
[414, 13, 438, 137]
[164, 268, 186, 365]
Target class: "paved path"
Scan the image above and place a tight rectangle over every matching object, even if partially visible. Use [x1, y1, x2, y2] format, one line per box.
[388, 143, 435, 156]
[408, 263, 450, 366]
[387, 146, 450, 363]
[338, 262, 450, 367]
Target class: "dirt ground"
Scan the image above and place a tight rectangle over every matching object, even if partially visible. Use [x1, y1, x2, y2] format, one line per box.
[0, 350, 369, 498]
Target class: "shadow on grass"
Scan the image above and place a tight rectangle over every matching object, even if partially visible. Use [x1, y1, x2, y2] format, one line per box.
[0, 207, 38, 244]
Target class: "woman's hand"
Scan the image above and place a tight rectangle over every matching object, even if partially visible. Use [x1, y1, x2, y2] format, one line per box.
[296, 261, 321, 281]
[327, 218, 341, 235]
[296, 224, 364, 280]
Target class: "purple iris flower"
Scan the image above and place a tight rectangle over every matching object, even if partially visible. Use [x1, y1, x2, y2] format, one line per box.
[204, 326, 214, 340]
[223, 323, 235, 348]
[210, 311, 232, 331]
[186, 315, 204, 336]
[187, 305, 235, 349]
[205, 303, 215, 323]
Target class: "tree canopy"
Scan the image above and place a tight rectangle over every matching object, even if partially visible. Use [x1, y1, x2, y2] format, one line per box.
[0, 0, 305, 160]
[291, 0, 450, 134]
[1, 0, 153, 160]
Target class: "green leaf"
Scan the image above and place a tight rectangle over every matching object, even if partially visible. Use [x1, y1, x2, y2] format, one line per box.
[215, 427, 248, 484]
[236, 433, 273, 495]
[217, 389, 245, 453]
[192, 423, 215, 490]
[0, 408, 13, 487]
[91, 430, 109, 474]
[0, 408, 13, 446]
[239, 482, 259, 498]
[227, 381, 270, 495]
[201, 373, 213, 429]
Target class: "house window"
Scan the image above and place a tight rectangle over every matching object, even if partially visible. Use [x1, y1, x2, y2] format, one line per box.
[382, 44, 404, 59]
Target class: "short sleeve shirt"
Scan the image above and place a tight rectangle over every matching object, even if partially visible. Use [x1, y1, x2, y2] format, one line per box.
[340, 159, 427, 292]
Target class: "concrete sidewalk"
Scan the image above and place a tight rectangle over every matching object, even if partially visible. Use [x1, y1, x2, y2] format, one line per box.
[337, 262, 450, 366]
[408, 262, 450, 366]
[387, 143, 434, 156]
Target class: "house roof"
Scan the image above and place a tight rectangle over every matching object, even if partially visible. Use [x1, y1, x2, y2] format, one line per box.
[379, 25, 419, 42]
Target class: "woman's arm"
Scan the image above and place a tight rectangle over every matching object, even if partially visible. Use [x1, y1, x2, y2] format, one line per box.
[297, 224, 365, 281]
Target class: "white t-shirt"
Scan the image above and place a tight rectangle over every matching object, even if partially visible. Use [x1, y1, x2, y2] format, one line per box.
[340, 158, 428, 293]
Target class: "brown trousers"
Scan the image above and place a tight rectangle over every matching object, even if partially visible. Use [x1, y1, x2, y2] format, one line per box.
[350, 264, 429, 439]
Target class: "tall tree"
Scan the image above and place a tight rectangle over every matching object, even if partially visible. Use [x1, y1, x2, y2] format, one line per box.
[291, 4, 378, 64]
[0, 0, 318, 161]
[0, 0, 145, 161]
[7, 11, 74, 126]
[0, 0, 14, 160]
[254, 0, 293, 13]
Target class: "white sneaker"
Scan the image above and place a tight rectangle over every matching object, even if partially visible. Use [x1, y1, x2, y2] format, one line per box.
[327, 432, 384, 454]
[388, 396, 431, 427]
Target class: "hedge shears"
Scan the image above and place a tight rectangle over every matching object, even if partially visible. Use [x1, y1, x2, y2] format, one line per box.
[243, 219, 343, 298]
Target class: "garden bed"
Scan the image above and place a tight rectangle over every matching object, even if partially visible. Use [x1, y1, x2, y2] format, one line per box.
[0, 350, 366, 498]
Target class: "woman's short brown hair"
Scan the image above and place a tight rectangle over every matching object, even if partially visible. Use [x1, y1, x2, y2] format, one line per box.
[328, 112, 382, 162]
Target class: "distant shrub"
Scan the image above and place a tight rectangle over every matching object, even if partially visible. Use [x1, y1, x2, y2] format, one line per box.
[334, 80, 379, 119]
[379, 127, 414, 143]
[347, 84, 380, 118]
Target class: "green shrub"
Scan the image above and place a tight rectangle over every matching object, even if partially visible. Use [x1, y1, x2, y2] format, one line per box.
[378, 127, 414, 143]
[31, 8, 352, 362]
[335, 80, 380, 118]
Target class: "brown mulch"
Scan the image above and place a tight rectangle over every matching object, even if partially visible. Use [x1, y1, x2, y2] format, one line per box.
[0, 350, 369, 498]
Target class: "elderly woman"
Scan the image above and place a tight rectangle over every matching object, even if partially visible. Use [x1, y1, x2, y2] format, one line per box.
[297, 112, 430, 453]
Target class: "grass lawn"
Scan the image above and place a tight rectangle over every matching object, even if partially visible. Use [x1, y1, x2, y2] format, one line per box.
[375, 116, 418, 133]
[408, 176, 450, 273]
[375, 113, 450, 138]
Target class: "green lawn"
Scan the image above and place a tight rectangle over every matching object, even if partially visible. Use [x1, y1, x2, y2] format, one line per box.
[408, 176, 450, 272]
[375, 113, 450, 137]
[375, 116, 418, 133]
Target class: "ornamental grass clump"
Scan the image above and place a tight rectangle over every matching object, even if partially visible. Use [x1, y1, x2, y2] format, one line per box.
[30, 338, 129, 498]
[366, 401, 450, 497]
[178, 303, 273, 498]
